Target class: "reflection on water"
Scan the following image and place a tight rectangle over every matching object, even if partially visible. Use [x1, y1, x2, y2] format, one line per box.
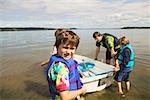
[0, 29, 150, 100]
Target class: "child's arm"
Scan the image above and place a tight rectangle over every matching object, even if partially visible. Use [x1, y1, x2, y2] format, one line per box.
[59, 87, 86, 100]
[40, 59, 49, 66]
[53, 62, 86, 99]
[114, 59, 120, 72]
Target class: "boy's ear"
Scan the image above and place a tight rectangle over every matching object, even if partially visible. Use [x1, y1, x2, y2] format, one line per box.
[118, 40, 122, 45]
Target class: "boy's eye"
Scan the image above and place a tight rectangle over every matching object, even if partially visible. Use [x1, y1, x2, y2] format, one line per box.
[63, 47, 69, 49]
[70, 47, 75, 50]
[62, 46, 75, 50]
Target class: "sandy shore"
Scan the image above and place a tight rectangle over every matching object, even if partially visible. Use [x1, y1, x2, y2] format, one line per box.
[0, 49, 50, 100]
[0, 47, 150, 100]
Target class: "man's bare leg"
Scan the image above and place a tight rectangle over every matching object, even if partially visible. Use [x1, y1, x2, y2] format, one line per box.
[106, 59, 111, 64]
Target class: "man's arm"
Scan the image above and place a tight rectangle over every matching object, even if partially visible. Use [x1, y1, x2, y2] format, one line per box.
[106, 36, 117, 57]
[110, 47, 117, 57]
[95, 47, 100, 60]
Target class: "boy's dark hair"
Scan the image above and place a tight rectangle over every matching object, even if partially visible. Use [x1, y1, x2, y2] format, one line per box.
[93, 32, 102, 39]
[55, 30, 80, 49]
[54, 28, 67, 37]
[54, 28, 67, 46]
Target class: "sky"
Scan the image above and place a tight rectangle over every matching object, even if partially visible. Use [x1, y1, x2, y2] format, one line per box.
[0, 0, 149, 28]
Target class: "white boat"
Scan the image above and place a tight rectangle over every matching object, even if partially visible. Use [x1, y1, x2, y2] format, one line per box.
[74, 54, 115, 93]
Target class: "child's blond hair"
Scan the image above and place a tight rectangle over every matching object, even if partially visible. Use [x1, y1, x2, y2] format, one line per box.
[119, 36, 129, 45]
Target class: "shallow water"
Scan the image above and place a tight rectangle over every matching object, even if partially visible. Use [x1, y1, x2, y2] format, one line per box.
[0, 29, 150, 100]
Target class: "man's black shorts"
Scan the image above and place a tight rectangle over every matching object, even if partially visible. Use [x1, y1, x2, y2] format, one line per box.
[106, 49, 112, 60]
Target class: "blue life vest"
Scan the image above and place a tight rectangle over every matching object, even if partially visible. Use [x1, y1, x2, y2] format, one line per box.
[47, 54, 82, 93]
[118, 44, 134, 70]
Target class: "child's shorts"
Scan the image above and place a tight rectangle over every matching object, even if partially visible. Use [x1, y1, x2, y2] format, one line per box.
[114, 70, 131, 82]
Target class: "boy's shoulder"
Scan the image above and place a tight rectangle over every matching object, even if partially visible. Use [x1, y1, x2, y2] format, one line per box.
[52, 61, 68, 68]
[51, 61, 69, 73]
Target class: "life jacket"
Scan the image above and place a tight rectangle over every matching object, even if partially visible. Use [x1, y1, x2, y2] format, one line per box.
[47, 54, 82, 97]
[103, 33, 119, 48]
[118, 44, 134, 70]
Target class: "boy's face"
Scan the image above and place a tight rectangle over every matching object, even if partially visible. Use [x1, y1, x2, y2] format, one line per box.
[57, 44, 76, 60]
[121, 38, 128, 45]
[95, 35, 102, 42]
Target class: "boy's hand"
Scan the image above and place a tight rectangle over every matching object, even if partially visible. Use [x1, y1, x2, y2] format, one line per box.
[40, 59, 49, 66]
[113, 67, 120, 72]
[40, 62, 46, 66]
[81, 86, 87, 95]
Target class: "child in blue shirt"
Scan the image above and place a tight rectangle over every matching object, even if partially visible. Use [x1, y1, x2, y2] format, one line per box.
[47, 30, 86, 100]
[114, 36, 134, 97]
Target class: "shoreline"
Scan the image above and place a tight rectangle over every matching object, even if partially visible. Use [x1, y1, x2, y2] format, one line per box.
[0, 27, 149, 31]
[0, 29, 149, 100]
[1, 53, 149, 100]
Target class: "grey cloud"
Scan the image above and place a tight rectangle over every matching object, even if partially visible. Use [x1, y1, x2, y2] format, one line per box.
[0, 0, 149, 27]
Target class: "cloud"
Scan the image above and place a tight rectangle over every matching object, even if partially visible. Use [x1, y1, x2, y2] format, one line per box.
[0, 0, 149, 27]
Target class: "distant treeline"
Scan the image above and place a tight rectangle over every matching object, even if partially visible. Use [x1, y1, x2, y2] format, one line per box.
[0, 27, 56, 31]
[0, 27, 78, 31]
[0, 27, 149, 31]
[121, 27, 150, 29]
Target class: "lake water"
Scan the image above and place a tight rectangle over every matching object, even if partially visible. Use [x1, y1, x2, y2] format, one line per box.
[0, 29, 150, 100]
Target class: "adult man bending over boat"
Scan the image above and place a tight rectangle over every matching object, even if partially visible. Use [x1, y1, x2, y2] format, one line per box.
[93, 32, 119, 64]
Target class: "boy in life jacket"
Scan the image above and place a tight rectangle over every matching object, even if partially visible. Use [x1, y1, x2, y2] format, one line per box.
[114, 36, 135, 97]
[47, 30, 86, 100]
[92, 32, 119, 64]
[41, 28, 67, 66]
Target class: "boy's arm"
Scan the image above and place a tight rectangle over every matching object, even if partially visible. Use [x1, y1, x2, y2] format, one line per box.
[114, 59, 120, 72]
[41, 59, 49, 66]
[60, 87, 86, 100]
[54, 62, 86, 99]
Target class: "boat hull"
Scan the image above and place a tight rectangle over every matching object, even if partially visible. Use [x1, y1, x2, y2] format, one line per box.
[74, 54, 114, 93]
